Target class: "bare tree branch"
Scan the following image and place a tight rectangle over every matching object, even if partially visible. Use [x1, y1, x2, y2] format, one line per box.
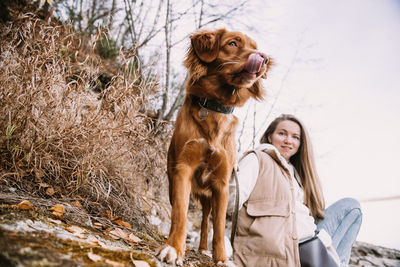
[199, 1, 248, 28]
[198, 0, 204, 28]
[108, 0, 117, 31]
[251, 100, 257, 149]
[237, 102, 251, 152]
[159, 0, 171, 120]
[123, 0, 137, 45]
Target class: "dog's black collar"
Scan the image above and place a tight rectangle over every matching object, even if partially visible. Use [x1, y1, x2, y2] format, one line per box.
[191, 95, 234, 114]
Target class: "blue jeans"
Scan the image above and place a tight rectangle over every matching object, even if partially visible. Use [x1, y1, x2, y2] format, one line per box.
[316, 198, 362, 266]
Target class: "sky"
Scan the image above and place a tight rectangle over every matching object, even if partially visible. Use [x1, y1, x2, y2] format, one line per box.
[229, 0, 400, 249]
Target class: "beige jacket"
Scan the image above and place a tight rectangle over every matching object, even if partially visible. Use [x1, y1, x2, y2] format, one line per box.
[233, 148, 301, 267]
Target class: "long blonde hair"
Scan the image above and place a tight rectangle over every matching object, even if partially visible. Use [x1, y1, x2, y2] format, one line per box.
[260, 114, 325, 220]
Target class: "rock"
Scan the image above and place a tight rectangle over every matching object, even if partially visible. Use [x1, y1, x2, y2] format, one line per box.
[350, 241, 400, 267]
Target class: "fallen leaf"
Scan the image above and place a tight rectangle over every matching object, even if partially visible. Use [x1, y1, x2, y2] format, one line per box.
[49, 204, 65, 219]
[43, 232, 52, 238]
[66, 225, 87, 239]
[93, 222, 103, 229]
[76, 233, 87, 239]
[109, 228, 129, 240]
[35, 169, 45, 180]
[17, 200, 34, 210]
[66, 225, 85, 234]
[6, 232, 18, 237]
[87, 252, 102, 262]
[86, 235, 99, 245]
[71, 200, 82, 207]
[105, 259, 124, 267]
[45, 187, 55, 196]
[105, 210, 112, 219]
[105, 209, 121, 220]
[128, 233, 141, 243]
[114, 219, 132, 229]
[147, 246, 157, 252]
[48, 218, 62, 225]
[132, 260, 150, 267]
[127, 241, 136, 247]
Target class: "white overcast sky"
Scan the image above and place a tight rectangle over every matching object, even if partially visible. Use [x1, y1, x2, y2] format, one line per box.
[228, 0, 400, 250]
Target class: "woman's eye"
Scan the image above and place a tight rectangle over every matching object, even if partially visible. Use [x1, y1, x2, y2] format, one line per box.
[228, 41, 237, 47]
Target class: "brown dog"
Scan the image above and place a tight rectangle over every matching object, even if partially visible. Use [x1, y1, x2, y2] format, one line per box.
[158, 28, 272, 265]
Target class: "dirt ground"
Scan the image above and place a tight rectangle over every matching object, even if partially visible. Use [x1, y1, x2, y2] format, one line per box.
[0, 192, 216, 267]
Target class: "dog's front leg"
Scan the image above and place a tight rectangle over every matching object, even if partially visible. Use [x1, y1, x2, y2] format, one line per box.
[158, 163, 192, 266]
[212, 181, 229, 264]
[199, 196, 212, 254]
[205, 148, 230, 264]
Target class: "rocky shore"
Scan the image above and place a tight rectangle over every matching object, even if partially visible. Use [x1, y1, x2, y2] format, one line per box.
[350, 241, 400, 267]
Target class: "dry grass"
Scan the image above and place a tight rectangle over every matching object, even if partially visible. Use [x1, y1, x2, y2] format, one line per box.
[0, 13, 172, 230]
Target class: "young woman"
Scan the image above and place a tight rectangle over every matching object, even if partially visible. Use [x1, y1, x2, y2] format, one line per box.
[228, 114, 362, 267]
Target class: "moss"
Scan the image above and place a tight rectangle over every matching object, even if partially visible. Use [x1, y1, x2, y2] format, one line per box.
[0, 204, 161, 266]
[0, 228, 160, 266]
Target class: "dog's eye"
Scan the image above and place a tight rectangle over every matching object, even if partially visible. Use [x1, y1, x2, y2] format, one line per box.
[228, 41, 237, 47]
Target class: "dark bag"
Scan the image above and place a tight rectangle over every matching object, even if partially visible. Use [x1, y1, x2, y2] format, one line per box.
[299, 235, 338, 267]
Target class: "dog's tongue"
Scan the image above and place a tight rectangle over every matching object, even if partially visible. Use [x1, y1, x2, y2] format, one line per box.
[244, 53, 264, 74]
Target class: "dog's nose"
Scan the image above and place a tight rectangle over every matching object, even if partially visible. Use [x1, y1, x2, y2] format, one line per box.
[258, 52, 269, 65]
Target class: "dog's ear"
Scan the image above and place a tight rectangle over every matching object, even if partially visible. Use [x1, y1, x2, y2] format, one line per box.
[190, 29, 225, 63]
[184, 29, 226, 84]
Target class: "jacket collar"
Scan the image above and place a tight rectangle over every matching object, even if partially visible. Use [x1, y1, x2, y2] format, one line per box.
[256, 143, 291, 172]
[256, 143, 303, 186]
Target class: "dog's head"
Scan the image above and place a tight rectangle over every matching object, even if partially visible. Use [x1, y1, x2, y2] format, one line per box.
[184, 28, 272, 102]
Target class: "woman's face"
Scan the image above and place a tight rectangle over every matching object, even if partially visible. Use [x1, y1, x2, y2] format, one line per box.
[268, 120, 301, 161]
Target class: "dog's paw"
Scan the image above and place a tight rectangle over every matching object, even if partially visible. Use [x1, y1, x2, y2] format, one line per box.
[157, 245, 183, 266]
[199, 249, 212, 258]
[217, 260, 236, 267]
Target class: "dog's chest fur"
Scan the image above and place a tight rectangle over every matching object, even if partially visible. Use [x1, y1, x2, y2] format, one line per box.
[194, 111, 238, 146]
[190, 111, 238, 198]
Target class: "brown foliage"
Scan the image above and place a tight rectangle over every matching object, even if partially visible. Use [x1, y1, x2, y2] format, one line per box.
[0, 13, 172, 228]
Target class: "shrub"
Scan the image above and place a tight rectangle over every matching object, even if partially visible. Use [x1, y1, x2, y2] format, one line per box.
[0, 13, 171, 229]
[95, 31, 119, 61]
